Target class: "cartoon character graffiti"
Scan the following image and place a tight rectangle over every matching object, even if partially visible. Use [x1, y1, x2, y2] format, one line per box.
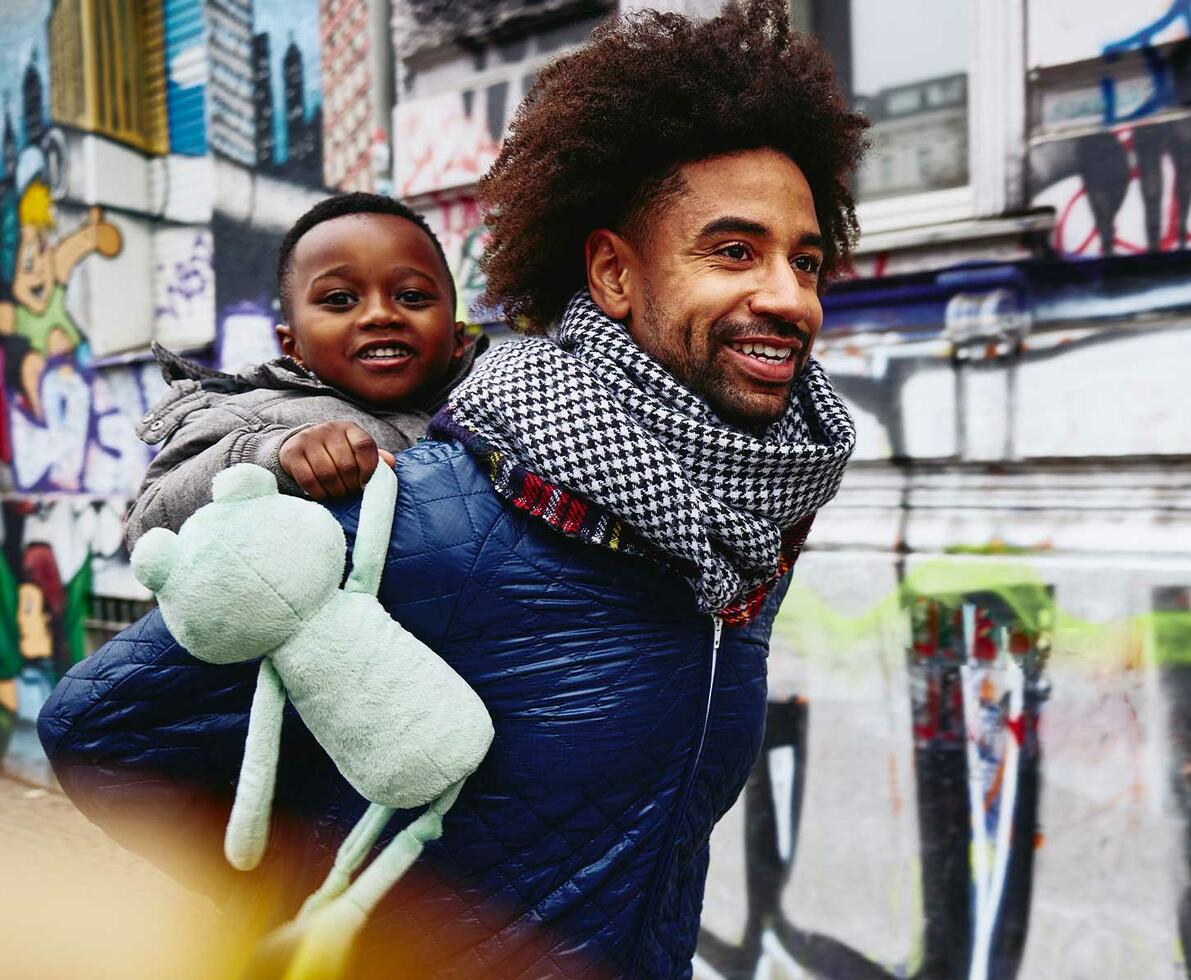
[0, 501, 98, 763]
[0, 177, 122, 419]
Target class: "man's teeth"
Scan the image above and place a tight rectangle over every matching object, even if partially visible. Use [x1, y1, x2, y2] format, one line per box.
[359, 347, 410, 359]
[731, 342, 792, 362]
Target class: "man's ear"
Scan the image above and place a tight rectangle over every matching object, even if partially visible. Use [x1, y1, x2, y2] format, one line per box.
[585, 229, 635, 322]
[275, 323, 301, 363]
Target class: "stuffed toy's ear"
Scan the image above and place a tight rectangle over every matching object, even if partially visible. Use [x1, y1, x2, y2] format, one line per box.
[213, 463, 278, 503]
[131, 527, 179, 593]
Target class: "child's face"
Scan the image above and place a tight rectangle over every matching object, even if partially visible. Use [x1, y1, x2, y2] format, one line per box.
[277, 213, 464, 409]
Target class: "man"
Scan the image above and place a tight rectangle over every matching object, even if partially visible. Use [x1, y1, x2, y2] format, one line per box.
[39, 2, 865, 977]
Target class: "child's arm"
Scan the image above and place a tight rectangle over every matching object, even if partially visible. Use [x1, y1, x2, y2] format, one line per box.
[126, 412, 397, 548]
[125, 407, 310, 548]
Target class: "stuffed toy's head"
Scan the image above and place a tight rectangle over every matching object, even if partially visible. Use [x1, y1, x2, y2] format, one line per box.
[131, 464, 347, 664]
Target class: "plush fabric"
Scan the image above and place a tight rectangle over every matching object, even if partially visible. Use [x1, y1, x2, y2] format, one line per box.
[40, 441, 786, 979]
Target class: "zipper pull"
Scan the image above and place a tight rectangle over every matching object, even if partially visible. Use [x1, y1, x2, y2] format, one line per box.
[712, 614, 723, 654]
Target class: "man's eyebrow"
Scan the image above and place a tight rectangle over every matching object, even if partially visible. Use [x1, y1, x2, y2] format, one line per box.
[697, 216, 771, 239]
[695, 219, 826, 252]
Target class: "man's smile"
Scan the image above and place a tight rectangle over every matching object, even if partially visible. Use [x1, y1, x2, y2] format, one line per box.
[722, 339, 799, 383]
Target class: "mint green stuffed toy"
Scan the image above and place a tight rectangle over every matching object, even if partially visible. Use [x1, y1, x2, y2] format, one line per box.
[131, 462, 494, 980]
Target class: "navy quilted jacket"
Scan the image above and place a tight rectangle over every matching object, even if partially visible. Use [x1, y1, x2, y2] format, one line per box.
[39, 441, 786, 979]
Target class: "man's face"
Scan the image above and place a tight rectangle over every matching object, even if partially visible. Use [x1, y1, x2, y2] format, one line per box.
[621, 148, 824, 429]
[278, 213, 463, 410]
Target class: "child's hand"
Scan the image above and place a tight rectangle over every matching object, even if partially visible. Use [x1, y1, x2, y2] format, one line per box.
[279, 422, 396, 500]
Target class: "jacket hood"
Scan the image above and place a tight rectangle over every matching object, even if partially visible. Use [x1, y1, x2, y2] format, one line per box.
[151, 334, 489, 415]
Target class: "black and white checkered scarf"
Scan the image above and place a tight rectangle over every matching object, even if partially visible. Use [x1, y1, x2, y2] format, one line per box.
[436, 291, 856, 615]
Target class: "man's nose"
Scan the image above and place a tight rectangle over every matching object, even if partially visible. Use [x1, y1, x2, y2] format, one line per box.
[749, 260, 815, 326]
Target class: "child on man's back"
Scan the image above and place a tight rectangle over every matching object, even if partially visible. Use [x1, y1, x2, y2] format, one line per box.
[125, 193, 476, 547]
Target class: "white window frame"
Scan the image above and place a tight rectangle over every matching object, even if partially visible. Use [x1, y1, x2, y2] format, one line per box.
[855, 0, 1026, 242]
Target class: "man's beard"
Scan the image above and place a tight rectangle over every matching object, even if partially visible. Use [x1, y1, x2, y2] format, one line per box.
[640, 294, 808, 430]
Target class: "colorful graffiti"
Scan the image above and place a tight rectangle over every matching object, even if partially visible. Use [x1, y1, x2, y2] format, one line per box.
[697, 573, 1053, 980]
[1031, 0, 1191, 257]
[1032, 117, 1191, 257]
[696, 560, 1191, 980]
[394, 92, 502, 199]
[422, 193, 492, 322]
[1101, 0, 1191, 123]
[0, 498, 129, 768]
[0, 142, 162, 495]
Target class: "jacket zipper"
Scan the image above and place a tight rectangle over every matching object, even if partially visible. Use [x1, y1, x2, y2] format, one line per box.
[696, 615, 723, 762]
[630, 613, 723, 977]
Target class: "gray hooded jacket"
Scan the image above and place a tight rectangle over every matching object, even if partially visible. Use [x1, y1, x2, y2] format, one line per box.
[124, 340, 484, 548]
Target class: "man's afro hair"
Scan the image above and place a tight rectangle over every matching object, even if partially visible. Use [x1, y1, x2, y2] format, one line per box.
[478, 0, 868, 333]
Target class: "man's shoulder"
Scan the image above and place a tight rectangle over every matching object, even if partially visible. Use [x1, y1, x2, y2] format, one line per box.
[387, 439, 506, 541]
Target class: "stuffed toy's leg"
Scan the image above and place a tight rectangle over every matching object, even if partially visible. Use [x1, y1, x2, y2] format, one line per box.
[226, 659, 287, 870]
[240, 780, 465, 980]
[296, 802, 395, 919]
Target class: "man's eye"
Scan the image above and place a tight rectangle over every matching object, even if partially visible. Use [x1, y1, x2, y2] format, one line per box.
[322, 291, 355, 306]
[717, 243, 752, 261]
[793, 254, 822, 274]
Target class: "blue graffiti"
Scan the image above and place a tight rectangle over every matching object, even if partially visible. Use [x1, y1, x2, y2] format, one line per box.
[1100, 0, 1191, 124]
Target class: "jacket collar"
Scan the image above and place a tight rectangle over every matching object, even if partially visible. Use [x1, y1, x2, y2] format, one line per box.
[151, 334, 489, 414]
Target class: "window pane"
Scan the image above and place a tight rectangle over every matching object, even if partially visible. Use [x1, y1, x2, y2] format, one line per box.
[801, 0, 971, 201]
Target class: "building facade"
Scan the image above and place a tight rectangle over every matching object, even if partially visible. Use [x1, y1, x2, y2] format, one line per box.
[0, 0, 390, 781]
[0, 1, 1188, 976]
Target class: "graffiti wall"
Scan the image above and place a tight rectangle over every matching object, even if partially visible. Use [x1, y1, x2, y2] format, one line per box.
[1030, 1, 1191, 258]
[698, 552, 1191, 980]
[2, 0, 389, 774]
[0, 498, 135, 781]
[693, 248, 1191, 976]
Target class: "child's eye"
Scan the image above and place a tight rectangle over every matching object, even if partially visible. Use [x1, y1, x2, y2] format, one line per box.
[396, 289, 432, 304]
[321, 290, 355, 307]
[716, 242, 752, 262]
[793, 254, 822, 275]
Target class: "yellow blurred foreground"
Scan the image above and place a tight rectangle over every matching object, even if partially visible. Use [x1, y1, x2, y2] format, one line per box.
[0, 774, 228, 979]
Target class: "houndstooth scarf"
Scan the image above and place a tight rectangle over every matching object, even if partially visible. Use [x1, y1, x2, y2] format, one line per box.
[432, 291, 856, 618]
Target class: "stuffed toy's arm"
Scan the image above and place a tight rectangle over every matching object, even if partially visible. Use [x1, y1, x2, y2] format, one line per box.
[343, 462, 398, 597]
[225, 659, 287, 871]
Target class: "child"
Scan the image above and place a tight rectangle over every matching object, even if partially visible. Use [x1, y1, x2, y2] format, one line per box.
[124, 193, 478, 548]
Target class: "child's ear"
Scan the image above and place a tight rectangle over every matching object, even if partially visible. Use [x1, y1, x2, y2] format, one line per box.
[275, 323, 301, 363]
[452, 321, 468, 360]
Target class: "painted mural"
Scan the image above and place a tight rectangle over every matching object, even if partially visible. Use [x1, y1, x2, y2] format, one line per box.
[1031, 1, 1191, 257]
[164, 0, 209, 156]
[696, 558, 1191, 980]
[0, 497, 131, 775]
[1, 0, 187, 775]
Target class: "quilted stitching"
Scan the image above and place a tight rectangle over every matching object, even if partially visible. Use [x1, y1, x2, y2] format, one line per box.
[40, 441, 782, 978]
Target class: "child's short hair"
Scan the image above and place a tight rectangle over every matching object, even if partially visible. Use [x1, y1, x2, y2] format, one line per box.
[277, 192, 456, 322]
